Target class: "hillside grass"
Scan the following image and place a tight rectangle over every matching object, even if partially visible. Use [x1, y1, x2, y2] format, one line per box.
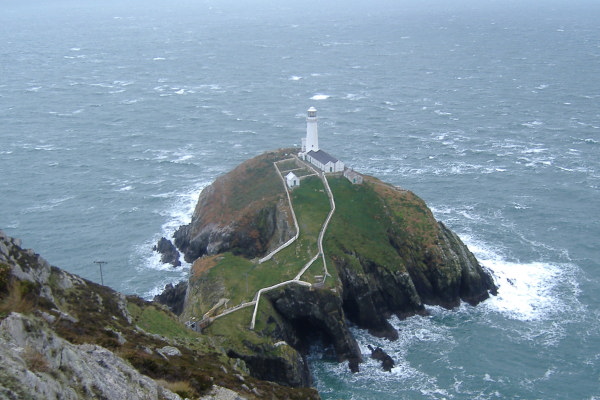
[126, 301, 198, 341]
[324, 176, 405, 271]
[196, 175, 332, 308]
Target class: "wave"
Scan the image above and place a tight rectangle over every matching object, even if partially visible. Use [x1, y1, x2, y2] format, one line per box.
[462, 235, 581, 323]
[311, 94, 331, 100]
[133, 182, 208, 299]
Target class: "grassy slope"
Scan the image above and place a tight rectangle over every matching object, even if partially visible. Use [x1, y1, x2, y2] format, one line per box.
[0, 252, 318, 399]
[324, 175, 442, 273]
[188, 174, 332, 314]
[189, 167, 335, 359]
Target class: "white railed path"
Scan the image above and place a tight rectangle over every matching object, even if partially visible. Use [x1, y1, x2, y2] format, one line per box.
[250, 279, 312, 330]
[294, 171, 335, 282]
[209, 156, 337, 330]
[212, 301, 256, 321]
[258, 159, 300, 264]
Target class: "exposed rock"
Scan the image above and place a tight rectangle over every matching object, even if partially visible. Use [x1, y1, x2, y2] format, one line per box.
[227, 342, 311, 388]
[265, 285, 362, 372]
[0, 230, 320, 399]
[157, 345, 182, 358]
[367, 345, 395, 372]
[173, 150, 295, 262]
[0, 313, 182, 400]
[200, 385, 247, 400]
[154, 280, 188, 315]
[153, 237, 181, 267]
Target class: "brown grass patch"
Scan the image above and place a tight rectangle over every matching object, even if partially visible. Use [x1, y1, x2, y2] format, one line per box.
[23, 345, 49, 373]
[191, 256, 219, 278]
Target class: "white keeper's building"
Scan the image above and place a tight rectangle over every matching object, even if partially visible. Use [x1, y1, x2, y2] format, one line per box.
[298, 107, 345, 173]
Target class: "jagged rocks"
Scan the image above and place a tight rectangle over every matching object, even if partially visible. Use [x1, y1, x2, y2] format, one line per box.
[154, 281, 188, 315]
[367, 345, 395, 372]
[153, 237, 181, 267]
[0, 313, 183, 400]
[265, 285, 362, 373]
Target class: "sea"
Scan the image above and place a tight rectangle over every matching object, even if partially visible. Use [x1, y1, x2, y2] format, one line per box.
[1, 0, 599, 398]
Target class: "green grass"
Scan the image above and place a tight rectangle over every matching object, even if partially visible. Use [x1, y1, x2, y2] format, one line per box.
[203, 307, 269, 351]
[325, 176, 405, 271]
[127, 302, 198, 340]
[227, 152, 288, 212]
[275, 158, 298, 172]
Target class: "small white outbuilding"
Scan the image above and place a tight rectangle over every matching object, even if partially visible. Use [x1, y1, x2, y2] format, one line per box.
[286, 172, 299, 188]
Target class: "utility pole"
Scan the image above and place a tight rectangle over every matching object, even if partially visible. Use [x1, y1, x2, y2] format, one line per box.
[93, 261, 107, 286]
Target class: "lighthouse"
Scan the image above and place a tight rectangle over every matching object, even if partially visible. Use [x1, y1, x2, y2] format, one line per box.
[299, 107, 345, 173]
[304, 107, 319, 153]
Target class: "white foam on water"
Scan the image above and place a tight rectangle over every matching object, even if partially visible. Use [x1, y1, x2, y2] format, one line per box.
[522, 120, 544, 128]
[289, 75, 302, 81]
[323, 315, 454, 399]
[138, 181, 207, 263]
[311, 94, 330, 100]
[462, 235, 580, 323]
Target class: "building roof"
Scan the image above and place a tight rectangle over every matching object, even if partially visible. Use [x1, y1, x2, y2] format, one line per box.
[286, 172, 298, 179]
[344, 169, 361, 179]
[307, 150, 339, 165]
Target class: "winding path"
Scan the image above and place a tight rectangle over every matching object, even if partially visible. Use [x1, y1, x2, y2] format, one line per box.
[198, 156, 337, 330]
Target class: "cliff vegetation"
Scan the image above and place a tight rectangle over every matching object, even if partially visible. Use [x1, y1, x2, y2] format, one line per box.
[0, 230, 319, 399]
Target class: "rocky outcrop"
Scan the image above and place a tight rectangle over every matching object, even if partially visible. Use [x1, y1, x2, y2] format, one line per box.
[334, 255, 424, 340]
[227, 343, 311, 388]
[264, 285, 362, 373]
[154, 281, 188, 315]
[153, 237, 181, 267]
[173, 150, 295, 263]
[0, 313, 182, 400]
[438, 222, 498, 304]
[368, 345, 395, 372]
[175, 151, 497, 389]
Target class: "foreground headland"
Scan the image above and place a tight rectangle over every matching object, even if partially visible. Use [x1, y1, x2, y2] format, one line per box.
[166, 147, 497, 387]
[0, 230, 319, 399]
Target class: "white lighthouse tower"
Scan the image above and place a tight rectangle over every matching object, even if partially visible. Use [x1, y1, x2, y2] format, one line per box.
[304, 106, 319, 152]
[298, 107, 345, 173]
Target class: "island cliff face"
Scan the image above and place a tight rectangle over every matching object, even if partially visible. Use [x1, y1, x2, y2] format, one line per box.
[172, 149, 497, 387]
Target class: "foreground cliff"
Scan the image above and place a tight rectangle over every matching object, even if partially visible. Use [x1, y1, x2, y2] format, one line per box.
[170, 149, 497, 387]
[0, 231, 319, 399]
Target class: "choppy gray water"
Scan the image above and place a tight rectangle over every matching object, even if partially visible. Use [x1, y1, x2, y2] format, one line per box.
[1, 1, 599, 398]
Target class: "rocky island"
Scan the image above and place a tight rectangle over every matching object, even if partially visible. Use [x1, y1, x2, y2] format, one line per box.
[165, 144, 497, 388]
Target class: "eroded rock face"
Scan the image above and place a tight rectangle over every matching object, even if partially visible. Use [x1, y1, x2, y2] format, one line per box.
[265, 285, 362, 372]
[173, 150, 295, 263]
[0, 313, 182, 400]
[153, 237, 181, 267]
[227, 343, 311, 388]
[154, 281, 188, 315]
